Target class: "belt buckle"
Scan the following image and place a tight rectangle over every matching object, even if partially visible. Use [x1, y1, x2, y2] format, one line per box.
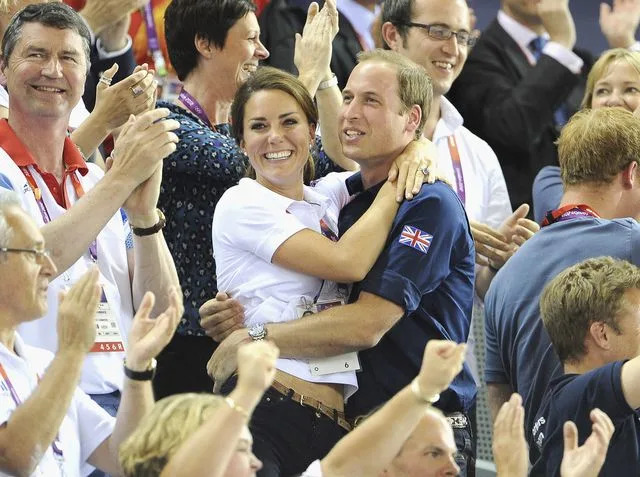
[446, 414, 468, 429]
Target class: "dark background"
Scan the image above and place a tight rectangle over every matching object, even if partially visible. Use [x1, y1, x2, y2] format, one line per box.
[469, 0, 611, 55]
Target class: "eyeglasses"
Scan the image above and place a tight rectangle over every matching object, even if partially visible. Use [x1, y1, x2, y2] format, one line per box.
[0, 247, 51, 261]
[403, 22, 479, 47]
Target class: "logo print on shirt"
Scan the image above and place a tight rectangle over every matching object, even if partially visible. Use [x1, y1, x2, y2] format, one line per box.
[398, 225, 433, 254]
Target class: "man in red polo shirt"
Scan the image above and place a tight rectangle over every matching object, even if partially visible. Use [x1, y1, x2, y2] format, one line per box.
[0, 1, 180, 431]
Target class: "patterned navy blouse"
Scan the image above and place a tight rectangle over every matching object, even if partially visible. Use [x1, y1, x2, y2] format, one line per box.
[157, 101, 343, 335]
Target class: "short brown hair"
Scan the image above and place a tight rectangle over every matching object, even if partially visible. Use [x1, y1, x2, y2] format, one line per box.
[119, 393, 224, 477]
[357, 49, 432, 139]
[557, 107, 640, 185]
[540, 257, 640, 363]
[230, 66, 316, 183]
[582, 48, 640, 109]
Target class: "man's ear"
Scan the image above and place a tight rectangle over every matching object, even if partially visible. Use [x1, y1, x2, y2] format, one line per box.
[381, 21, 402, 51]
[589, 321, 612, 351]
[406, 104, 422, 135]
[194, 34, 214, 59]
[622, 160, 638, 189]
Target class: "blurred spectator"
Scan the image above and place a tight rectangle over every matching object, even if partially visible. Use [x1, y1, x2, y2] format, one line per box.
[483, 107, 640, 442]
[450, 0, 640, 210]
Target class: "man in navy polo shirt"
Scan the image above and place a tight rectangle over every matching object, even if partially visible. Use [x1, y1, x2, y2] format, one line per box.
[208, 49, 476, 475]
[531, 256, 640, 476]
[483, 107, 640, 438]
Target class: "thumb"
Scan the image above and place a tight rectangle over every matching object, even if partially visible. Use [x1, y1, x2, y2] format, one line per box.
[105, 156, 114, 172]
[97, 63, 119, 91]
[215, 291, 230, 301]
[295, 32, 302, 50]
[563, 420, 578, 452]
[600, 2, 611, 21]
[134, 291, 156, 322]
[213, 379, 222, 394]
[509, 203, 530, 223]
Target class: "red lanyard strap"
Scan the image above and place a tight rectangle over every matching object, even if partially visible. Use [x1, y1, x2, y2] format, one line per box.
[19, 166, 96, 261]
[541, 204, 600, 227]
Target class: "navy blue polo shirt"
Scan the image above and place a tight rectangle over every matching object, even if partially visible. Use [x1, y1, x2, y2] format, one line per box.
[340, 174, 476, 419]
[530, 361, 640, 476]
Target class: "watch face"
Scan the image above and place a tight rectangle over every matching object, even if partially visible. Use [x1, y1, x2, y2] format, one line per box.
[249, 324, 265, 339]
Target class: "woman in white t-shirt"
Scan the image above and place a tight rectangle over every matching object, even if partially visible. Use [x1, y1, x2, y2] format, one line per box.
[212, 66, 426, 477]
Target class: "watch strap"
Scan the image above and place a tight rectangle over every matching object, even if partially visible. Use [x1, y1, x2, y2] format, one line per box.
[131, 209, 166, 237]
[123, 358, 157, 381]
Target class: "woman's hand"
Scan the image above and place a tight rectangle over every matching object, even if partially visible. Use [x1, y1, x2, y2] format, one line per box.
[388, 138, 440, 202]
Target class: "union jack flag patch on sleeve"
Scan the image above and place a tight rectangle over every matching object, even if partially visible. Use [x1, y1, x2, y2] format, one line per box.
[398, 225, 433, 254]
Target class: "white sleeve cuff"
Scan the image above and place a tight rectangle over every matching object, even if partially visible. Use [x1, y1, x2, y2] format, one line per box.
[542, 41, 583, 75]
[96, 35, 133, 60]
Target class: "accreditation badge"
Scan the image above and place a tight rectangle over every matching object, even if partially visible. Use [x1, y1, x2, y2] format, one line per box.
[90, 288, 125, 353]
[295, 298, 361, 376]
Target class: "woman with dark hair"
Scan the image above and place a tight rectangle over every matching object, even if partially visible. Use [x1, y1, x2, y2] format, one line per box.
[212, 65, 429, 477]
[155, 0, 434, 399]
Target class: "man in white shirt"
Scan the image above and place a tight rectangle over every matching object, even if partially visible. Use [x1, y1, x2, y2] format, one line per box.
[0, 188, 182, 477]
[0, 1, 181, 420]
[450, 0, 640, 210]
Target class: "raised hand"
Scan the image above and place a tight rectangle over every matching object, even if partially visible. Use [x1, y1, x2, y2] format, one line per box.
[199, 292, 246, 342]
[93, 64, 158, 132]
[109, 108, 180, 191]
[473, 204, 539, 270]
[125, 287, 182, 371]
[56, 267, 101, 355]
[560, 409, 615, 477]
[492, 393, 528, 477]
[414, 340, 466, 401]
[235, 341, 279, 395]
[600, 0, 640, 48]
[294, 0, 340, 90]
[538, 0, 576, 49]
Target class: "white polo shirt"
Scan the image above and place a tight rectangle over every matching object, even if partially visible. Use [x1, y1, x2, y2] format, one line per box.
[434, 97, 512, 228]
[213, 172, 358, 398]
[0, 124, 134, 395]
[0, 333, 114, 477]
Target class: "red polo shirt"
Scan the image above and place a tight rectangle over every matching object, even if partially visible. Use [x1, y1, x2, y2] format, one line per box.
[0, 119, 88, 208]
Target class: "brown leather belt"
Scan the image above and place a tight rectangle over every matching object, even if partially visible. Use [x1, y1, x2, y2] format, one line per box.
[270, 379, 352, 431]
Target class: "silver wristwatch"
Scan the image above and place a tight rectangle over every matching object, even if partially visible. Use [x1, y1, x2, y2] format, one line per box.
[248, 323, 268, 341]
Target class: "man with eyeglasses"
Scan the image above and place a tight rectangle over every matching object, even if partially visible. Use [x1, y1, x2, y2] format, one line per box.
[0, 1, 181, 440]
[449, 0, 640, 211]
[381, 0, 539, 306]
[0, 189, 182, 477]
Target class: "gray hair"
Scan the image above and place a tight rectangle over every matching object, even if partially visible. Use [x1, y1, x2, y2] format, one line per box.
[1, 2, 91, 74]
[0, 188, 21, 248]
